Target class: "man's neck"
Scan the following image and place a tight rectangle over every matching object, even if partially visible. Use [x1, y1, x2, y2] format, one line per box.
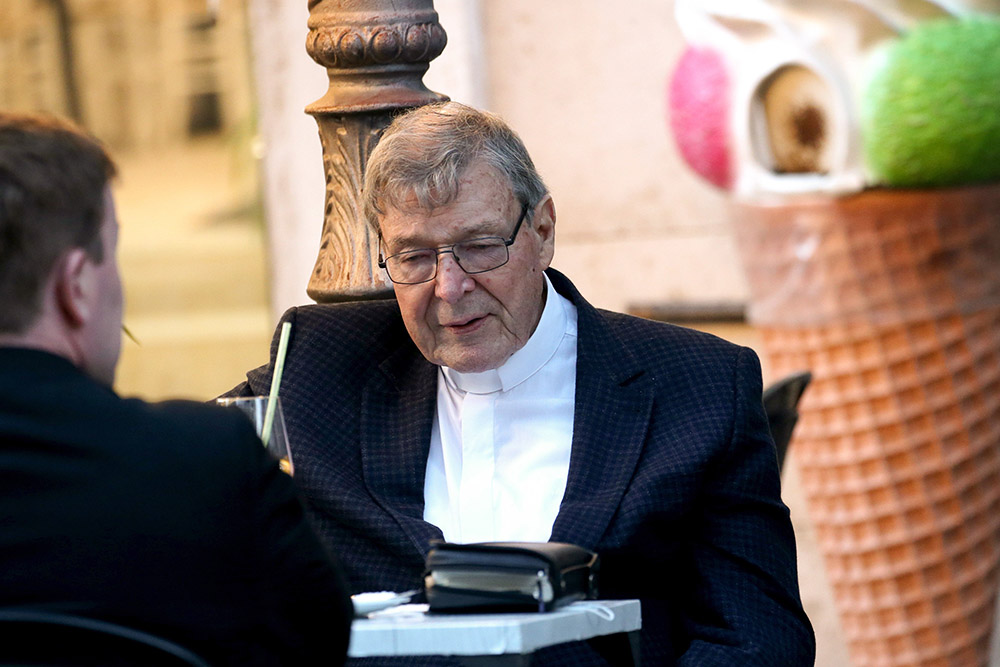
[0, 325, 79, 366]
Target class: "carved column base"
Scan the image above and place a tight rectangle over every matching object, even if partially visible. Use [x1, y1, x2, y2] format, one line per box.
[304, 0, 447, 302]
[307, 113, 396, 302]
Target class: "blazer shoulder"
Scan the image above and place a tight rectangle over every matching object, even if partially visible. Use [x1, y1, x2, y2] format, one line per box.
[286, 299, 409, 355]
[597, 308, 746, 359]
[552, 267, 744, 362]
[293, 298, 400, 324]
[589, 308, 763, 399]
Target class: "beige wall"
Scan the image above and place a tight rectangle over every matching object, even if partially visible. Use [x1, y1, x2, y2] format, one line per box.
[473, 2, 744, 314]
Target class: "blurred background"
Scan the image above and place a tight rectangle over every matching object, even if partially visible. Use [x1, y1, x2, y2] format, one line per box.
[2, 0, 268, 400]
[1, 0, 751, 400]
[13, 1, 962, 664]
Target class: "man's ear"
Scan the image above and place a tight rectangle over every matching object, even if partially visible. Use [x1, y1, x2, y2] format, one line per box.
[532, 194, 556, 269]
[53, 248, 92, 327]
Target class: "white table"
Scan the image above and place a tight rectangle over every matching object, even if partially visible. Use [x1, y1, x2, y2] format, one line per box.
[349, 599, 642, 665]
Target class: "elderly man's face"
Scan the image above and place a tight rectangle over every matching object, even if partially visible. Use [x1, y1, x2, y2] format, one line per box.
[379, 160, 555, 373]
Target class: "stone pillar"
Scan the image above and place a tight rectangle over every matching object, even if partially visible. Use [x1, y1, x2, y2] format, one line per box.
[304, 0, 447, 302]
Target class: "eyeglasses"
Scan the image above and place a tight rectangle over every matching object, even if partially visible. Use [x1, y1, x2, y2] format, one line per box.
[378, 202, 530, 285]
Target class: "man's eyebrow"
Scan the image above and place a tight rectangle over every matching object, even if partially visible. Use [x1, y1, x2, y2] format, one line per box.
[457, 220, 506, 237]
[383, 233, 430, 253]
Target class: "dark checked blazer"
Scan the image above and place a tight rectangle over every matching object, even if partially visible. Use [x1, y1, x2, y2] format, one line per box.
[0, 348, 352, 666]
[229, 268, 816, 666]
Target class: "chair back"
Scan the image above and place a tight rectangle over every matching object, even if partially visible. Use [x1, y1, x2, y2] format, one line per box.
[0, 610, 211, 667]
[762, 370, 812, 470]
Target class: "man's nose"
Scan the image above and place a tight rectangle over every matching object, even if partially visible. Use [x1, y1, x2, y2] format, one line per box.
[434, 252, 473, 302]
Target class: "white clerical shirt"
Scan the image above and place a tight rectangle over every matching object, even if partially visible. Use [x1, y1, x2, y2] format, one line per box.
[423, 275, 578, 543]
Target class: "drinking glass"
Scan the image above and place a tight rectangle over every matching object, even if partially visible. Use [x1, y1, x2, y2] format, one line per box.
[216, 396, 293, 475]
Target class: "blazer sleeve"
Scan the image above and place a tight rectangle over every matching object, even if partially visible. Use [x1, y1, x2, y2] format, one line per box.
[678, 347, 815, 665]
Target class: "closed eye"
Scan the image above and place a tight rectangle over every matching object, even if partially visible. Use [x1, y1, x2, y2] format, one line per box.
[458, 238, 504, 252]
[395, 249, 435, 264]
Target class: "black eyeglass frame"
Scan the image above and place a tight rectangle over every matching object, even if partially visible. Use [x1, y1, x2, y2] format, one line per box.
[377, 202, 531, 285]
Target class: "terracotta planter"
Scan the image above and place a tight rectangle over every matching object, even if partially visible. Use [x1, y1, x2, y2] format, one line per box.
[733, 184, 1000, 666]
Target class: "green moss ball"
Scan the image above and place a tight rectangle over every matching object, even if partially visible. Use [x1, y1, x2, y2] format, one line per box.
[863, 16, 1000, 187]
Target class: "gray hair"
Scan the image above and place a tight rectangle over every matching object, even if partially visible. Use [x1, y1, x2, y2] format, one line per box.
[362, 102, 548, 233]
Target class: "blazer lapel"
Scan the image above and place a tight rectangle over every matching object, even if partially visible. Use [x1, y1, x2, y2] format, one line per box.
[360, 344, 444, 557]
[548, 270, 653, 550]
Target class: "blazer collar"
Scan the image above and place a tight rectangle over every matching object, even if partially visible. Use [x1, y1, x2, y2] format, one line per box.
[0, 347, 117, 398]
[0, 347, 85, 377]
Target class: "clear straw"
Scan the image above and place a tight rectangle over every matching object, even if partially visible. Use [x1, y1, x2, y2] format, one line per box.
[261, 321, 292, 448]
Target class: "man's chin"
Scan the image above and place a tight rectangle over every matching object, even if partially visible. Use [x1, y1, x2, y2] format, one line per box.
[434, 345, 510, 374]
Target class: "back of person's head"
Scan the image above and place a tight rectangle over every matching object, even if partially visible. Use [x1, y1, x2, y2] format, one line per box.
[362, 101, 548, 233]
[0, 113, 117, 334]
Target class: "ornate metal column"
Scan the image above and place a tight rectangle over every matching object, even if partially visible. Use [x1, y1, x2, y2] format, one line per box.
[304, 0, 447, 302]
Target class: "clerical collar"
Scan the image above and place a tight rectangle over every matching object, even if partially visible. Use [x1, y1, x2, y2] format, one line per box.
[441, 274, 568, 395]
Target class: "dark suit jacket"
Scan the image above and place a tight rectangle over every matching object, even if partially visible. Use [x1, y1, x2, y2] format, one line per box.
[231, 269, 815, 665]
[0, 348, 352, 666]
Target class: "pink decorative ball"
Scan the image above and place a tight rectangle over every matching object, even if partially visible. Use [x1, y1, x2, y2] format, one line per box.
[667, 46, 733, 189]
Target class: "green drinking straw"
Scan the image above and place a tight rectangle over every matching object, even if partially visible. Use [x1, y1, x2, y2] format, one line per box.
[261, 321, 292, 448]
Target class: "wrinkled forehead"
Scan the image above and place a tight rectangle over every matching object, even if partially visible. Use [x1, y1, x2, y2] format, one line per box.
[378, 160, 515, 220]
[389, 186, 456, 215]
[378, 166, 520, 247]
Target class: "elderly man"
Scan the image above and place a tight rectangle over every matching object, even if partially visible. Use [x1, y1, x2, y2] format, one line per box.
[0, 113, 352, 665]
[229, 102, 815, 665]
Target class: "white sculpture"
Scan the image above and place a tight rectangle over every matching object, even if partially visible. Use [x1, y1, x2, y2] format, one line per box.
[670, 0, 1000, 197]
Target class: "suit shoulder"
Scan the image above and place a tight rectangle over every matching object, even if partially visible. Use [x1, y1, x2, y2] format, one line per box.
[294, 298, 400, 325]
[288, 300, 407, 352]
[597, 309, 744, 356]
[592, 309, 761, 391]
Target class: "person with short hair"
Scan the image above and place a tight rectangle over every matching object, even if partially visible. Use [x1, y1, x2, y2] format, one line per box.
[0, 112, 353, 666]
[229, 102, 815, 665]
